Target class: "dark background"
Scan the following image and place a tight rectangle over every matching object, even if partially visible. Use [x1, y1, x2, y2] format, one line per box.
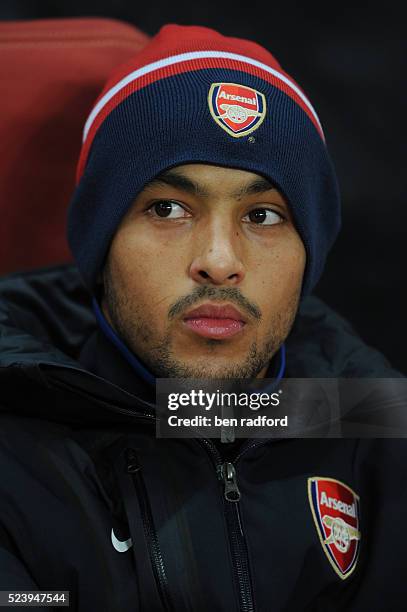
[1, 1, 405, 373]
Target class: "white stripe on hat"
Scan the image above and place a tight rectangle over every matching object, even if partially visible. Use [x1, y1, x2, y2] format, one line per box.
[83, 50, 324, 143]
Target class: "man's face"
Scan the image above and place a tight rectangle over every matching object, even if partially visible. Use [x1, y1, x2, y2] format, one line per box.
[102, 164, 306, 378]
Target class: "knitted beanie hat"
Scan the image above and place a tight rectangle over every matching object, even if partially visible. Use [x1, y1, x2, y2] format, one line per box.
[67, 24, 341, 295]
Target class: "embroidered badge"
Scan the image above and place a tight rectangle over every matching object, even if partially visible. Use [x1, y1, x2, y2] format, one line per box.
[208, 82, 266, 138]
[308, 477, 361, 579]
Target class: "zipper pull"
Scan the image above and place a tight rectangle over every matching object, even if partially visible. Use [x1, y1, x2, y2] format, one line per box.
[219, 462, 241, 502]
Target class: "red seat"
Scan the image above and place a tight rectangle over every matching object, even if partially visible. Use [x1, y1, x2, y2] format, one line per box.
[0, 18, 148, 275]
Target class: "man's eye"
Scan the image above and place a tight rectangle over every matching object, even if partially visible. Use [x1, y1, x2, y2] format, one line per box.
[149, 200, 187, 218]
[243, 208, 283, 225]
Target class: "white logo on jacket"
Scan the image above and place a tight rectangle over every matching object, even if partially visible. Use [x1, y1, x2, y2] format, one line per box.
[111, 528, 133, 552]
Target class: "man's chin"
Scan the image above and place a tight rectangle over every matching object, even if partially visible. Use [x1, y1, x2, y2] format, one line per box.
[129, 336, 277, 379]
[147, 355, 270, 380]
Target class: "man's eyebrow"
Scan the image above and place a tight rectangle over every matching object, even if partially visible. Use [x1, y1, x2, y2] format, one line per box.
[145, 170, 277, 199]
[232, 177, 276, 198]
[146, 171, 209, 197]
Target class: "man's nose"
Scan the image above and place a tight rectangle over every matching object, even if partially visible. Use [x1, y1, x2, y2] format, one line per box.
[189, 219, 246, 286]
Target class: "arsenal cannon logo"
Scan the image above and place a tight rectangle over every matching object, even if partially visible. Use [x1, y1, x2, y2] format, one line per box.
[308, 477, 361, 579]
[208, 82, 266, 138]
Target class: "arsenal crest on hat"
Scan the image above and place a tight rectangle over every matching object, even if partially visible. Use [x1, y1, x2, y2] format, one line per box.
[308, 477, 361, 579]
[208, 82, 266, 137]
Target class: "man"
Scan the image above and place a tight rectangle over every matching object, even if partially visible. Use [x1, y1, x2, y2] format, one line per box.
[0, 23, 405, 612]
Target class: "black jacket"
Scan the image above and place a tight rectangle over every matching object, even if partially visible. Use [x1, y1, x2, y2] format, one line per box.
[0, 264, 405, 612]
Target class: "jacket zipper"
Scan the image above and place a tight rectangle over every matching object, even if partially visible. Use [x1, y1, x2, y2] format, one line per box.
[99, 397, 270, 612]
[199, 438, 260, 612]
[52, 372, 273, 610]
[125, 448, 175, 612]
[125, 437, 267, 612]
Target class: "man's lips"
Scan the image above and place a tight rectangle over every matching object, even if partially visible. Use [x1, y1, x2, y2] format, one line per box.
[182, 303, 247, 339]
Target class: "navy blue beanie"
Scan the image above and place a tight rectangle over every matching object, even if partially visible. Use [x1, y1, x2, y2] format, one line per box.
[67, 24, 341, 295]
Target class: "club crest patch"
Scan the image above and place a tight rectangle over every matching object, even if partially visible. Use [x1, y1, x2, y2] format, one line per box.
[208, 82, 266, 138]
[308, 477, 361, 579]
